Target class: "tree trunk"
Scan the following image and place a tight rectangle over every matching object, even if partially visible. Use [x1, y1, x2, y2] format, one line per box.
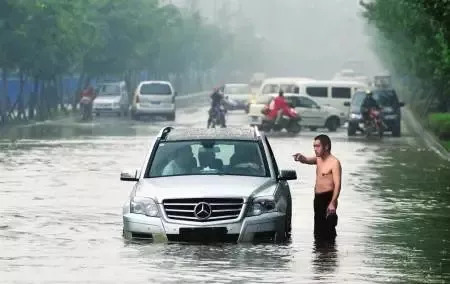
[0, 70, 8, 124]
[17, 71, 26, 120]
[28, 77, 39, 120]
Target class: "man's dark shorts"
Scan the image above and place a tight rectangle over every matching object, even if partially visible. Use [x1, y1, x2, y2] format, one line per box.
[314, 191, 338, 240]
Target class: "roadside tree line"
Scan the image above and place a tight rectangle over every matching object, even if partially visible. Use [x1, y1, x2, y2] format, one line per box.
[0, 0, 264, 124]
[362, 0, 450, 113]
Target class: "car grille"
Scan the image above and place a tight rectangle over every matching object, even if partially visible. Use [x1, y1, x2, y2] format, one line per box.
[163, 198, 244, 222]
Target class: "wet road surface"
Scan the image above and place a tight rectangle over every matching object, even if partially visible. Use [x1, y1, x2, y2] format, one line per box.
[1, 102, 449, 283]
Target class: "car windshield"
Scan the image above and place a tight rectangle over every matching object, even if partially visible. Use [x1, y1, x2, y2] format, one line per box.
[148, 140, 269, 178]
[224, 85, 251, 94]
[98, 84, 120, 96]
[140, 83, 171, 95]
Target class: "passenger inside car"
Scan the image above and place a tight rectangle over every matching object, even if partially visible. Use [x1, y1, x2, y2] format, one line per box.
[161, 145, 196, 176]
[229, 144, 263, 175]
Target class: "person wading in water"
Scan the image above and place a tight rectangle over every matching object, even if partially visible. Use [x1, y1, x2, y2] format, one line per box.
[293, 134, 342, 240]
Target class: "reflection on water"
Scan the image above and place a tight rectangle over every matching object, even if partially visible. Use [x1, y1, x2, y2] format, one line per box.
[312, 239, 338, 277]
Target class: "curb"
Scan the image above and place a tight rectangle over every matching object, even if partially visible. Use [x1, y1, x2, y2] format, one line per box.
[403, 107, 450, 161]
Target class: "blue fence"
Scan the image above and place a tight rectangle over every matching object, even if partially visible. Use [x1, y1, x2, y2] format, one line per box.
[5, 75, 81, 105]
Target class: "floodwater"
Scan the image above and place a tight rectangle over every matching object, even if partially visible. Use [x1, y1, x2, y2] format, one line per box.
[0, 101, 449, 283]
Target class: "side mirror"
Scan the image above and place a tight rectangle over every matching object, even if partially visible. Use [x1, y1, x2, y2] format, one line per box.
[399, 102, 405, 107]
[344, 102, 351, 107]
[278, 169, 297, 181]
[174, 91, 178, 96]
[315, 105, 321, 109]
[120, 169, 140, 182]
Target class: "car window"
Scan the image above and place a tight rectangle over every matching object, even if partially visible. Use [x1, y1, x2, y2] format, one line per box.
[373, 90, 399, 107]
[140, 83, 172, 95]
[306, 87, 328, 98]
[262, 84, 279, 94]
[297, 97, 318, 108]
[331, 87, 351, 99]
[281, 84, 299, 94]
[98, 84, 121, 96]
[148, 140, 269, 178]
[224, 85, 251, 94]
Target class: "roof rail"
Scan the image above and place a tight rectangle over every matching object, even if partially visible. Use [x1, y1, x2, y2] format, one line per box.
[158, 126, 173, 140]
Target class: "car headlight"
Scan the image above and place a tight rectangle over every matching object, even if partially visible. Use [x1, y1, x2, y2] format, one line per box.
[350, 113, 362, 120]
[247, 196, 277, 216]
[130, 196, 159, 217]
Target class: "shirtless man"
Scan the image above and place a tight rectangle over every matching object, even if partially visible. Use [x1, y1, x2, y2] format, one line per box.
[293, 134, 342, 240]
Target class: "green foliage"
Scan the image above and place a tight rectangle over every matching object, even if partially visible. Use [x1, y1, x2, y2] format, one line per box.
[362, 0, 450, 112]
[428, 112, 450, 139]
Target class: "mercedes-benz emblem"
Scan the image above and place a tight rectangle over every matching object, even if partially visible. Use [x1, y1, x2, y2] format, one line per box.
[194, 202, 212, 220]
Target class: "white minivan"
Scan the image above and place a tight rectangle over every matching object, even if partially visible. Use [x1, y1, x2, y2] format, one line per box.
[255, 78, 367, 115]
[131, 81, 177, 121]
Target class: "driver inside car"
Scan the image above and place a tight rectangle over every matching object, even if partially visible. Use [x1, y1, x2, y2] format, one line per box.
[162, 145, 196, 176]
[229, 144, 262, 174]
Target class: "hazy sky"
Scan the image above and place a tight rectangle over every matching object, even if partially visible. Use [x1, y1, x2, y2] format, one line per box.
[169, 0, 385, 79]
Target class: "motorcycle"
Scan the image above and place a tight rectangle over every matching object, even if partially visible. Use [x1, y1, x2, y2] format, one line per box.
[363, 107, 384, 138]
[80, 96, 93, 121]
[207, 104, 227, 128]
[259, 105, 302, 134]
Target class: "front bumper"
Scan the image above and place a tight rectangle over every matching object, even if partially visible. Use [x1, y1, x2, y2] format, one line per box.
[93, 104, 122, 113]
[123, 211, 285, 243]
[132, 103, 175, 115]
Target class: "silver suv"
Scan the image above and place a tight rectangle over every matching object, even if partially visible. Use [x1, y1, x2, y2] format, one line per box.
[120, 127, 297, 243]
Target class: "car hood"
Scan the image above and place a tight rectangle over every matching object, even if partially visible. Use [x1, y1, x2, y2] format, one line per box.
[134, 175, 276, 203]
[94, 95, 120, 104]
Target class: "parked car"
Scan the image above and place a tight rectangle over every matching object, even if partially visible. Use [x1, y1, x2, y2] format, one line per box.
[131, 81, 177, 121]
[249, 93, 346, 132]
[220, 83, 252, 112]
[345, 89, 405, 137]
[93, 81, 129, 116]
[120, 127, 297, 243]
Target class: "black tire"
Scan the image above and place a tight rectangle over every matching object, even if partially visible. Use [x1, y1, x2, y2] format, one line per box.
[287, 121, 301, 134]
[132, 113, 140, 121]
[392, 122, 401, 137]
[347, 123, 357, 136]
[326, 117, 339, 132]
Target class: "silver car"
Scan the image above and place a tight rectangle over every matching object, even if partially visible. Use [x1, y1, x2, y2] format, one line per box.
[93, 81, 129, 116]
[121, 127, 297, 243]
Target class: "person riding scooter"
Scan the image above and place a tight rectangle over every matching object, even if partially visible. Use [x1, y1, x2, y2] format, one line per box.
[361, 90, 380, 125]
[266, 89, 296, 123]
[80, 85, 96, 120]
[207, 87, 226, 128]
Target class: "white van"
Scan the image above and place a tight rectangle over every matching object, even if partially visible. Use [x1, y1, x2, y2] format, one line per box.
[131, 81, 177, 121]
[255, 78, 367, 115]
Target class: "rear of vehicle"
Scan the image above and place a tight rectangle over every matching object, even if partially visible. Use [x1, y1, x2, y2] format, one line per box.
[131, 81, 176, 121]
[93, 82, 129, 116]
[223, 84, 252, 111]
[346, 89, 404, 136]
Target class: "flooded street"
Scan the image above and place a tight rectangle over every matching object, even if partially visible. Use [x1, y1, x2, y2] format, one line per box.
[1, 102, 449, 283]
